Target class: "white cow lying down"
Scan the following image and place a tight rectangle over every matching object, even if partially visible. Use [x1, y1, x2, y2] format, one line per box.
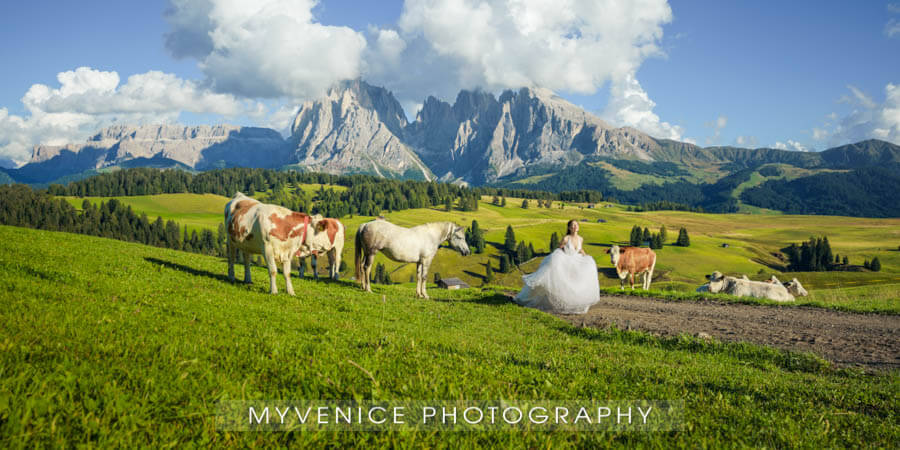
[769, 275, 809, 297]
[697, 271, 795, 302]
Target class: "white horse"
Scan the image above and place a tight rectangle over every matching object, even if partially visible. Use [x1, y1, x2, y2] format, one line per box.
[355, 219, 471, 298]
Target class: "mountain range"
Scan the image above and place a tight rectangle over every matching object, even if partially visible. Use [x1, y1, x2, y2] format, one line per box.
[3, 79, 899, 213]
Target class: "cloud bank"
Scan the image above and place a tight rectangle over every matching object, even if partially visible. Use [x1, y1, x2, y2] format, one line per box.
[0, 67, 258, 166]
[0, 0, 685, 165]
[165, 0, 678, 138]
[813, 83, 900, 148]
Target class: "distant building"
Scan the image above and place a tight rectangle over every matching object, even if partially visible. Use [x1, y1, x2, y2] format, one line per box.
[437, 278, 470, 290]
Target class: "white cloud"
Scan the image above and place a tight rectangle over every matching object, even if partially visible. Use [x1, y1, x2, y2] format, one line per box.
[164, 0, 367, 100]
[703, 115, 728, 145]
[601, 72, 684, 140]
[393, 0, 672, 96]
[890, 3, 900, 13]
[261, 103, 300, 135]
[813, 83, 900, 147]
[161, 0, 682, 140]
[735, 135, 758, 147]
[773, 140, 809, 152]
[0, 67, 258, 166]
[846, 85, 877, 109]
[886, 19, 900, 38]
[383, 0, 679, 139]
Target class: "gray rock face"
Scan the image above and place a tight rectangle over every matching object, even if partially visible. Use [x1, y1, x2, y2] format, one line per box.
[14, 81, 664, 185]
[21, 124, 287, 183]
[406, 86, 658, 184]
[289, 80, 433, 180]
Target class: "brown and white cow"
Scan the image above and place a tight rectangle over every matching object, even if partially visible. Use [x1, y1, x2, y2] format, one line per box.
[296, 216, 345, 280]
[606, 245, 657, 290]
[224, 192, 318, 295]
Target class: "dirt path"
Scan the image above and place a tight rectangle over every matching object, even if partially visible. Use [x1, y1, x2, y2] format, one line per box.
[555, 295, 900, 371]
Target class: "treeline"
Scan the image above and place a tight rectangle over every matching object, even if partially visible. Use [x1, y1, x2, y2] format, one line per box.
[783, 236, 836, 272]
[603, 158, 690, 177]
[0, 184, 224, 257]
[628, 201, 703, 213]
[45, 167, 480, 218]
[43, 167, 611, 218]
[627, 225, 689, 248]
[741, 164, 900, 218]
[497, 164, 741, 213]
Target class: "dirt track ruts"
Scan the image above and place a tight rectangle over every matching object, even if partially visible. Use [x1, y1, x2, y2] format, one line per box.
[555, 295, 900, 371]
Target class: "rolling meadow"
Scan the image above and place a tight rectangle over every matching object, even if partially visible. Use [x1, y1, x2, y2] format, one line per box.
[61, 186, 900, 313]
[0, 225, 897, 447]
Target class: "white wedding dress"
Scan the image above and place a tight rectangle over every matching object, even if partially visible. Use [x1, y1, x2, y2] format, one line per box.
[514, 238, 600, 314]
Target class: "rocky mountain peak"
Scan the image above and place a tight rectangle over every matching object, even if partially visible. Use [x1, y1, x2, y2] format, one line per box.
[288, 80, 432, 180]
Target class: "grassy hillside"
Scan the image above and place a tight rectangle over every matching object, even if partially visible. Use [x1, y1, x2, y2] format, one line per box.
[55, 190, 900, 309]
[0, 225, 897, 446]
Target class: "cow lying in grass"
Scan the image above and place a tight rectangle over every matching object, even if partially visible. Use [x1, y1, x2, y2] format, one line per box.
[699, 271, 795, 302]
[606, 245, 656, 290]
[769, 275, 809, 297]
[296, 215, 345, 280]
[225, 192, 319, 295]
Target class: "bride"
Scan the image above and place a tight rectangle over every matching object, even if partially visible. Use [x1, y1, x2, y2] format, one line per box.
[514, 220, 600, 314]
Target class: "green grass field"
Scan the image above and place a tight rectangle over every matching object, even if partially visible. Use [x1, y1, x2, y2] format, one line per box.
[0, 225, 897, 446]
[56, 189, 900, 313]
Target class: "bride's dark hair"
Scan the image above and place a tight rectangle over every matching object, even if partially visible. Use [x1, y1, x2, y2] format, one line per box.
[567, 219, 578, 235]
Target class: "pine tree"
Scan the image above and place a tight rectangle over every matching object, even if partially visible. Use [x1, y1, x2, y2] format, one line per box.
[499, 254, 510, 273]
[659, 225, 668, 243]
[445, 196, 453, 212]
[843, 255, 849, 265]
[521, 199, 529, 209]
[822, 237, 833, 270]
[216, 223, 226, 256]
[434, 272, 442, 283]
[516, 241, 528, 265]
[528, 242, 535, 260]
[549, 232, 560, 251]
[786, 243, 800, 272]
[504, 225, 517, 253]
[676, 227, 690, 247]
[642, 227, 651, 243]
[484, 262, 494, 283]
[630, 225, 643, 247]
[650, 233, 663, 249]
[492, 195, 500, 206]
[871, 257, 882, 272]
[501, 196, 507, 207]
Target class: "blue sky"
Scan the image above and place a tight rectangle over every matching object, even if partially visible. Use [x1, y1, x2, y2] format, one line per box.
[1, 0, 898, 166]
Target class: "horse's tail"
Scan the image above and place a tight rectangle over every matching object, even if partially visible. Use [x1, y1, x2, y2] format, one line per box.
[355, 224, 365, 282]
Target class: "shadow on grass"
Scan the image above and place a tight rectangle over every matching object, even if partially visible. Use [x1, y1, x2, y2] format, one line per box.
[145, 256, 360, 289]
[145, 257, 233, 282]
[429, 291, 514, 306]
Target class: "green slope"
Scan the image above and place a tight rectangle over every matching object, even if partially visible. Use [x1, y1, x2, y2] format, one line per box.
[0, 225, 897, 446]
[53, 191, 900, 304]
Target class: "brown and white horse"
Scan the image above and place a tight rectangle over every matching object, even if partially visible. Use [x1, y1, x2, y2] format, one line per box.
[296, 216, 345, 280]
[355, 219, 470, 298]
[224, 192, 318, 295]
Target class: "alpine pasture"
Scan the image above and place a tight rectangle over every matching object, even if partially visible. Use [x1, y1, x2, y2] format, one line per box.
[0, 225, 897, 447]
[62, 187, 900, 313]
